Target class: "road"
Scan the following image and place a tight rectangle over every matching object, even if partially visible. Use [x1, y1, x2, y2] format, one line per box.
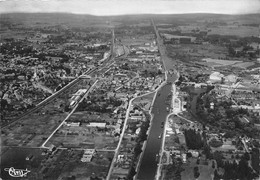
[41, 79, 98, 148]
[106, 98, 134, 180]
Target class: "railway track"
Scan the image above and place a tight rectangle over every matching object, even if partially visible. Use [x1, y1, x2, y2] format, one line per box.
[2, 71, 93, 129]
[2, 28, 115, 129]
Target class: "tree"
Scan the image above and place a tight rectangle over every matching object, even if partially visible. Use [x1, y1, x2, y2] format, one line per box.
[212, 161, 215, 169]
[193, 166, 200, 179]
[244, 152, 250, 161]
[209, 138, 223, 148]
[184, 129, 204, 150]
[203, 145, 212, 159]
[251, 148, 260, 173]
[127, 166, 136, 180]
[213, 151, 224, 168]
[213, 169, 220, 180]
[196, 159, 200, 165]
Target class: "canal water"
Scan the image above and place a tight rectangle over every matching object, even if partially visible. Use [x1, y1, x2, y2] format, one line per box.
[137, 72, 178, 180]
[136, 83, 171, 180]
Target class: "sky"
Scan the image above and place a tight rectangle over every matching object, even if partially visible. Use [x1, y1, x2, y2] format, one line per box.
[0, 0, 260, 16]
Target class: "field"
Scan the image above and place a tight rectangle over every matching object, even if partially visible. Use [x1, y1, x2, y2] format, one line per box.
[165, 43, 229, 65]
[1, 78, 92, 148]
[231, 62, 256, 69]
[208, 25, 259, 37]
[46, 111, 120, 150]
[1, 147, 114, 179]
[120, 35, 155, 46]
[57, 150, 114, 180]
[201, 58, 241, 66]
[0, 147, 46, 179]
[181, 157, 215, 180]
[2, 113, 68, 147]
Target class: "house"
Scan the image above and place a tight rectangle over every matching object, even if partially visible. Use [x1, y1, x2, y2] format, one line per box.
[81, 149, 96, 162]
[87, 122, 106, 128]
[182, 153, 187, 163]
[65, 122, 80, 127]
[188, 150, 199, 157]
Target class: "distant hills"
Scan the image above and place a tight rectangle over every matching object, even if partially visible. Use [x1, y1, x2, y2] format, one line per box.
[0, 13, 260, 28]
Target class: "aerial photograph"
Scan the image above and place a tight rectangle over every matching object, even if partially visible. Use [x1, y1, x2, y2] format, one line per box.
[0, 0, 260, 179]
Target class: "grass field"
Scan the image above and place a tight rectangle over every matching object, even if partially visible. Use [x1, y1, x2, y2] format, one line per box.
[57, 150, 114, 180]
[1, 147, 45, 179]
[181, 157, 215, 180]
[1, 78, 92, 148]
[208, 25, 259, 37]
[47, 121, 119, 149]
[201, 58, 241, 66]
[2, 112, 68, 147]
[232, 62, 256, 69]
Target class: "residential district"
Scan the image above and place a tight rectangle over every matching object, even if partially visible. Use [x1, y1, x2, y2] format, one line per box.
[1, 13, 260, 180]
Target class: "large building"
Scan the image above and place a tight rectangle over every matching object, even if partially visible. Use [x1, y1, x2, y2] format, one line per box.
[161, 34, 196, 44]
[225, 74, 238, 84]
[208, 72, 224, 83]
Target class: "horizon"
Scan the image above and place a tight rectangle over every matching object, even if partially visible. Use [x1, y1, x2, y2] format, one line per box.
[1, 11, 260, 16]
[0, 0, 260, 16]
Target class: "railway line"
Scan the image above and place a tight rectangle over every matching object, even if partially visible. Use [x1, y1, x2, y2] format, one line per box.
[2, 28, 115, 129]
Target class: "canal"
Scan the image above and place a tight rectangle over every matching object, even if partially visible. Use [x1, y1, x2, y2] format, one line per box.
[136, 72, 178, 180]
[136, 83, 171, 180]
[137, 19, 179, 180]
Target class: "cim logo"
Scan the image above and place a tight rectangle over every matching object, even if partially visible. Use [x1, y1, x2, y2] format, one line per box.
[4, 167, 30, 178]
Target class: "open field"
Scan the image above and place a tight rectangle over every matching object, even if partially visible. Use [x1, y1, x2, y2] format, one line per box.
[1, 147, 114, 179]
[165, 43, 230, 64]
[201, 58, 241, 66]
[208, 26, 259, 37]
[57, 150, 114, 180]
[2, 113, 68, 147]
[1, 78, 92, 147]
[46, 111, 120, 149]
[181, 157, 215, 180]
[46, 124, 119, 149]
[232, 62, 256, 69]
[1, 147, 45, 179]
[120, 35, 155, 46]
